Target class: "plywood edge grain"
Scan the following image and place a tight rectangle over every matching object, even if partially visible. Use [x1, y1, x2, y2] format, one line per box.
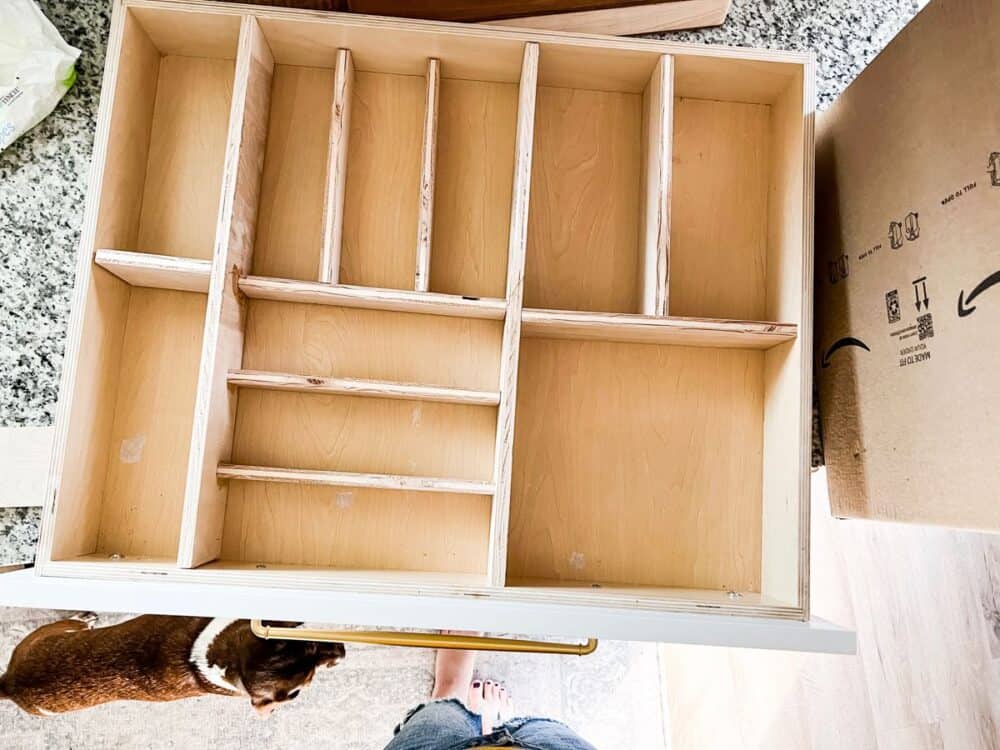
[488, 42, 538, 586]
[319, 48, 354, 284]
[95, 248, 212, 293]
[522, 308, 796, 348]
[239, 275, 507, 318]
[414, 58, 440, 292]
[227, 369, 501, 405]
[217, 464, 497, 495]
[639, 54, 673, 316]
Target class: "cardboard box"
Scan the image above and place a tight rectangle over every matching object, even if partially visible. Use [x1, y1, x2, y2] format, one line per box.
[816, 0, 1000, 528]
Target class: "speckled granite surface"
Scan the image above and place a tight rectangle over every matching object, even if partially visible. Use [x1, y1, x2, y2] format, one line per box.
[0, 0, 926, 564]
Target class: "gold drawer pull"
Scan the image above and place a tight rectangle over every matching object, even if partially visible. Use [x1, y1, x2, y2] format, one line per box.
[250, 620, 598, 656]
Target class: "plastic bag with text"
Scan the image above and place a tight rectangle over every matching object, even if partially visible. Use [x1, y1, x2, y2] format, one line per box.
[0, 0, 81, 151]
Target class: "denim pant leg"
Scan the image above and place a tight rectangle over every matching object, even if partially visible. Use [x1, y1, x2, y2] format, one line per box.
[384, 699, 483, 750]
[501, 717, 599, 750]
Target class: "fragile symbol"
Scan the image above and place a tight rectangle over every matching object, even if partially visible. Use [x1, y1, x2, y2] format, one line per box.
[889, 221, 904, 249]
[821, 337, 871, 368]
[957, 269, 1000, 317]
[904, 212, 920, 241]
[912, 276, 929, 311]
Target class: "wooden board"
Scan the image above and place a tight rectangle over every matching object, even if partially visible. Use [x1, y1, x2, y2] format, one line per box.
[521, 308, 796, 348]
[96, 288, 206, 558]
[251, 64, 334, 281]
[135, 55, 235, 259]
[524, 85, 641, 314]
[0, 427, 54, 508]
[508, 337, 764, 592]
[340, 71, 424, 289]
[429, 77, 518, 299]
[221, 482, 492, 573]
[95, 248, 211, 292]
[669, 97, 770, 320]
[489, 0, 731, 34]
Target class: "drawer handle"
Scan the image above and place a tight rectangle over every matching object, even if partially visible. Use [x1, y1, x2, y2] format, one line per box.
[250, 620, 598, 656]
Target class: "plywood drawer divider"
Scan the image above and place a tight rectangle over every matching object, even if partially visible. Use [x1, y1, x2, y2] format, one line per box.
[414, 58, 440, 292]
[319, 48, 354, 284]
[217, 464, 497, 495]
[40, 0, 815, 628]
[227, 369, 501, 406]
[95, 248, 212, 293]
[239, 276, 507, 319]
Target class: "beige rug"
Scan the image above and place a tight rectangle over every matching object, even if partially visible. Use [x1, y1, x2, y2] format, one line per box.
[0, 608, 666, 749]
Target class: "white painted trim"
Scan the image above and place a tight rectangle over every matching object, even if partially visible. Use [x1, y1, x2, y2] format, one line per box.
[0, 569, 855, 655]
[189, 618, 242, 694]
[0, 427, 53, 508]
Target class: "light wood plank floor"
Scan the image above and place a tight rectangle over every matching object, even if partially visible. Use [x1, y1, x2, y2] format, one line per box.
[660, 468, 1000, 750]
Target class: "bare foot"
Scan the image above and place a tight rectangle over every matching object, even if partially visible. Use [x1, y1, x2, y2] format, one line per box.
[467, 679, 514, 734]
[430, 633, 478, 701]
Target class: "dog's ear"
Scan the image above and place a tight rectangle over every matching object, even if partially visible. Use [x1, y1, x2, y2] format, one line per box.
[315, 642, 346, 667]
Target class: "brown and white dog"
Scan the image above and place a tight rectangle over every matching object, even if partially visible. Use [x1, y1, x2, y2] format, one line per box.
[0, 614, 345, 716]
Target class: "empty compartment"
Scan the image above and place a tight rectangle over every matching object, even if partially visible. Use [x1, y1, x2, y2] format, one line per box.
[48, 274, 206, 563]
[524, 45, 668, 315]
[669, 56, 807, 322]
[250, 63, 336, 281]
[94, 8, 240, 260]
[219, 482, 492, 576]
[338, 69, 424, 288]
[507, 335, 802, 608]
[428, 75, 519, 298]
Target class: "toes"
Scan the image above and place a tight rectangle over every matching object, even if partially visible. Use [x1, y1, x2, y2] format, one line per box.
[484, 680, 499, 702]
[467, 680, 484, 712]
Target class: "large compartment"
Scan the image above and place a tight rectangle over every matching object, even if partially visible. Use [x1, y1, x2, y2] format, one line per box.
[48, 277, 206, 562]
[94, 8, 240, 259]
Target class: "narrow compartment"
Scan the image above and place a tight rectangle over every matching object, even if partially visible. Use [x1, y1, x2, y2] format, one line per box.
[339, 70, 425, 289]
[250, 63, 335, 280]
[428, 74, 519, 298]
[522, 45, 669, 315]
[507, 337, 765, 595]
[49, 279, 206, 562]
[94, 9, 239, 260]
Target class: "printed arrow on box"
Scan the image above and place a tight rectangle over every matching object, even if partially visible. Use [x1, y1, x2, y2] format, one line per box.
[957, 270, 1000, 317]
[821, 337, 871, 369]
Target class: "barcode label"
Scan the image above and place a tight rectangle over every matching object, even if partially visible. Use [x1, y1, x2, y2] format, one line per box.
[918, 313, 934, 340]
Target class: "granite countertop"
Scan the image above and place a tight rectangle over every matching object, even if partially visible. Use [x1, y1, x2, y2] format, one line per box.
[0, 0, 926, 564]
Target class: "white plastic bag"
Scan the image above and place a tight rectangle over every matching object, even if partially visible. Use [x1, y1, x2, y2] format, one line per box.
[0, 0, 81, 151]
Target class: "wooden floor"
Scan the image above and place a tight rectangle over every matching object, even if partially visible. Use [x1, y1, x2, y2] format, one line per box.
[660, 468, 1000, 750]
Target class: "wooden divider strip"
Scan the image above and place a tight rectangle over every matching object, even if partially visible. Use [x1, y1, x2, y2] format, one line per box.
[95, 249, 212, 293]
[639, 54, 673, 316]
[239, 275, 506, 319]
[177, 16, 275, 569]
[521, 308, 796, 348]
[319, 48, 354, 284]
[217, 464, 496, 495]
[415, 58, 440, 292]
[488, 43, 539, 587]
[228, 369, 501, 406]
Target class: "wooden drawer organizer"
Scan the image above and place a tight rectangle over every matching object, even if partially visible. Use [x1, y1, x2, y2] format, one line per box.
[38, 0, 815, 622]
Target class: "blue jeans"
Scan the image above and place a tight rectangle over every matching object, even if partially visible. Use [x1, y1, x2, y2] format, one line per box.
[384, 698, 598, 750]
